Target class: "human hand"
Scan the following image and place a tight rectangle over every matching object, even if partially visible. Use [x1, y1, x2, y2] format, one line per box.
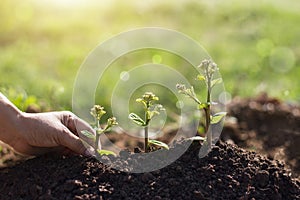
[8, 111, 95, 156]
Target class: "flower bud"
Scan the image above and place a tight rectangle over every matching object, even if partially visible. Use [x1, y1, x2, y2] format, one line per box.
[90, 105, 106, 120]
[142, 92, 159, 102]
[107, 117, 118, 127]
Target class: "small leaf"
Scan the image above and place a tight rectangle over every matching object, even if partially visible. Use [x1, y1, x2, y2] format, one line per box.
[211, 112, 227, 124]
[197, 75, 206, 81]
[81, 130, 96, 139]
[129, 113, 145, 126]
[187, 136, 206, 141]
[97, 149, 116, 156]
[198, 102, 209, 109]
[136, 98, 147, 108]
[148, 110, 160, 120]
[211, 78, 222, 88]
[136, 98, 143, 103]
[152, 96, 159, 101]
[149, 139, 169, 150]
[197, 126, 205, 134]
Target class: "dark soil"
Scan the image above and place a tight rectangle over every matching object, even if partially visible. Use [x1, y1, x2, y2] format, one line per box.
[0, 141, 299, 200]
[222, 93, 300, 178]
[0, 94, 299, 199]
[101, 93, 300, 178]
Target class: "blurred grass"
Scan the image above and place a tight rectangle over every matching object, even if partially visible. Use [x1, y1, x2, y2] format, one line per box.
[0, 0, 299, 111]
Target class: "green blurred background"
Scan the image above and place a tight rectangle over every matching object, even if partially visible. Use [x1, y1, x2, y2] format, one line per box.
[0, 0, 299, 111]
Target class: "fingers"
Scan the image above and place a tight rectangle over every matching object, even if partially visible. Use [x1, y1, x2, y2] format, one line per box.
[61, 111, 95, 136]
[68, 114, 97, 148]
[57, 127, 92, 156]
[61, 111, 77, 134]
[56, 111, 96, 156]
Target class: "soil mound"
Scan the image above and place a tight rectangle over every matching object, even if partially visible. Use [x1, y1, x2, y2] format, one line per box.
[222, 93, 300, 178]
[1, 141, 299, 200]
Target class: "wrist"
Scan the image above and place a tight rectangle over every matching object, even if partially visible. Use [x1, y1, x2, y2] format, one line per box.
[0, 94, 25, 146]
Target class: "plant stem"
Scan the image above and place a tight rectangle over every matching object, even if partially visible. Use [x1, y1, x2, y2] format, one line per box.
[144, 126, 149, 153]
[205, 80, 212, 148]
[95, 132, 100, 151]
[95, 119, 100, 151]
[144, 102, 150, 153]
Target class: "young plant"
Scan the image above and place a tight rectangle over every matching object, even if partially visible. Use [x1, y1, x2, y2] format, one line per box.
[176, 59, 226, 148]
[81, 105, 118, 156]
[129, 92, 169, 153]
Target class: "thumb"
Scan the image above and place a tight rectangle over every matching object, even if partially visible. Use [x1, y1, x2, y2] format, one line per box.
[58, 128, 92, 156]
[60, 112, 97, 154]
[72, 116, 98, 149]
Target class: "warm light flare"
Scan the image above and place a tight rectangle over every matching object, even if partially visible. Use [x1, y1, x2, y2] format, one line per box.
[37, 0, 113, 8]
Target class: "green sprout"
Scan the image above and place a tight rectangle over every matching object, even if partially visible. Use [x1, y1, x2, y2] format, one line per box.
[129, 92, 169, 153]
[81, 105, 118, 156]
[176, 59, 226, 148]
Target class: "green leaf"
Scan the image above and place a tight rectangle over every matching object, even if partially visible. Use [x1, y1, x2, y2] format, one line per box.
[136, 98, 143, 103]
[197, 126, 205, 134]
[129, 113, 146, 126]
[211, 78, 222, 88]
[148, 110, 160, 120]
[149, 139, 169, 150]
[187, 136, 206, 141]
[211, 112, 227, 124]
[136, 98, 147, 108]
[81, 130, 96, 139]
[198, 102, 209, 109]
[152, 96, 159, 101]
[197, 75, 206, 81]
[97, 149, 116, 156]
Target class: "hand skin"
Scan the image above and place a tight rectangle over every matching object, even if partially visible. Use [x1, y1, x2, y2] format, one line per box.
[0, 92, 94, 156]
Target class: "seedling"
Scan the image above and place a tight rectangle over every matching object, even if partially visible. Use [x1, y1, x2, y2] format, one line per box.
[176, 59, 226, 148]
[129, 92, 169, 153]
[81, 105, 118, 156]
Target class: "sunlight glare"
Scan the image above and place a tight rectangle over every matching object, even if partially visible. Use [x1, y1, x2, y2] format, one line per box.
[38, 0, 113, 8]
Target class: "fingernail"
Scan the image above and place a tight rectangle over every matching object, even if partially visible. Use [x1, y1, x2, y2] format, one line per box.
[84, 149, 94, 157]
